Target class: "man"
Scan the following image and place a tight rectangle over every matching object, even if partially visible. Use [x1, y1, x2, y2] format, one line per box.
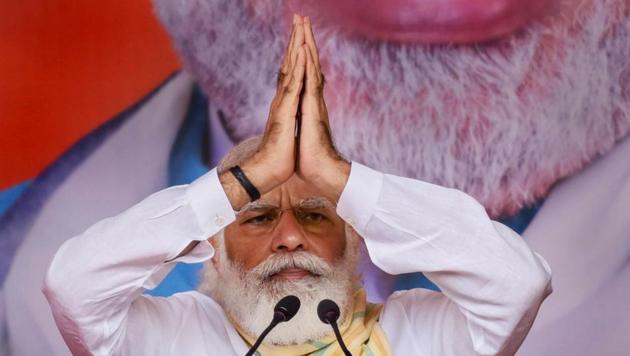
[2, 1, 628, 355]
[43, 17, 551, 355]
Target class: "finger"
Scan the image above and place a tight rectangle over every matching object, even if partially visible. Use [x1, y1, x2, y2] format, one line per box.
[290, 16, 305, 75]
[267, 61, 303, 137]
[280, 47, 306, 112]
[303, 16, 321, 72]
[280, 15, 298, 75]
[280, 16, 304, 91]
[304, 43, 323, 94]
[278, 18, 298, 89]
[269, 48, 305, 142]
[289, 47, 307, 99]
[303, 43, 332, 141]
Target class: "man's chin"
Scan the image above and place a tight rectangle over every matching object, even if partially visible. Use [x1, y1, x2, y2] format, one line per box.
[223, 281, 350, 346]
[199, 236, 363, 345]
[216, 267, 355, 345]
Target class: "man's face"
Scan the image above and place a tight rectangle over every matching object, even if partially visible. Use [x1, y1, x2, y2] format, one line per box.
[201, 175, 359, 345]
[224, 174, 347, 276]
[154, 0, 629, 218]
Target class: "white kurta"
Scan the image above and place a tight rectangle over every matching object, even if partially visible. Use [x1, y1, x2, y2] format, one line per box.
[42, 161, 551, 355]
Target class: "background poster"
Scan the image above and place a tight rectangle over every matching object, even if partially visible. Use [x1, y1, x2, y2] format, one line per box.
[1, 0, 629, 355]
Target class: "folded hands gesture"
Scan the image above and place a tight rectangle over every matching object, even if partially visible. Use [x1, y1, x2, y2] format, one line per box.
[221, 15, 350, 211]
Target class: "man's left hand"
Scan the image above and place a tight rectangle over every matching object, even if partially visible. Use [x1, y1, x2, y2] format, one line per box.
[297, 16, 351, 203]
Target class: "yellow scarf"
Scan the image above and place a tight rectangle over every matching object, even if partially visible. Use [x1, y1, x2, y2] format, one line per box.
[235, 289, 391, 356]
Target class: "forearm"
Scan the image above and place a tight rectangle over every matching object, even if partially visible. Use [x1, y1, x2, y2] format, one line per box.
[337, 162, 552, 354]
[42, 167, 235, 353]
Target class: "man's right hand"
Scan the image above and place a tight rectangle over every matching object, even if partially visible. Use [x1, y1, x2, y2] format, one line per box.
[219, 15, 307, 211]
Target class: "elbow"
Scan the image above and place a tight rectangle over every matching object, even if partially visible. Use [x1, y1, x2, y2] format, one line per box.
[529, 252, 553, 298]
[42, 267, 93, 356]
[42, 269, 68, 323]
[480, 257, 552, 355]
[516, 252, 553, 310]
[495, 259, 552, 355]
[42, 261, 72, 332]
[525, 270, 552, 310]
[42, 257, 67, 307]
[492, 221, 553, 304]
[41, 247, 80, 310]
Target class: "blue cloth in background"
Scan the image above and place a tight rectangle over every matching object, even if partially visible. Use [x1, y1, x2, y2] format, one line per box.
[0, 181, 33, 218]
[497, 201, 545, 236]
[146, 85, 210, 297]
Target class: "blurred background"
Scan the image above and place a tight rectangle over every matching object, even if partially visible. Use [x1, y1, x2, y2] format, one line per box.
[0, 0, 178, 195]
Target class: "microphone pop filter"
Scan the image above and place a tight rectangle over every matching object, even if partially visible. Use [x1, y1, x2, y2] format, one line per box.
[274, 295, 301, 322]
[317, 299, 340, 324]
[245, 295, 301, 356]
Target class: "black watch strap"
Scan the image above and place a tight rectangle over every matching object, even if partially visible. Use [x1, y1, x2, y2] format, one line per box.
[229, 165, 261, 202]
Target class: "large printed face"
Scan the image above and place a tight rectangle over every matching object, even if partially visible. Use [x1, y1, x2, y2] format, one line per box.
[154, 0, 630, 218]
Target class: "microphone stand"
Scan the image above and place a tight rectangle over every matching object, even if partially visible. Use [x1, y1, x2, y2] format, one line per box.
[245, 295, 300, 356]
[327, 317, 352, 356]
[317, 299, 352, 356]
[244, 312, 283, 356]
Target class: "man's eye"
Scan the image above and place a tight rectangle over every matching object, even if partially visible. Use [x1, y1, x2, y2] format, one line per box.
[245, 214, 275, 225]
[300, 212, 326, 222]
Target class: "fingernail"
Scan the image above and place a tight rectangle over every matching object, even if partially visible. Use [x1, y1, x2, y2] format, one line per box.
[293, 14, 297, 24]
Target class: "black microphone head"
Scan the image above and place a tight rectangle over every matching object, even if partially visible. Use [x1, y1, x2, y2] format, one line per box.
[274, 295, 301, 322]
[317, 299, 340, 325]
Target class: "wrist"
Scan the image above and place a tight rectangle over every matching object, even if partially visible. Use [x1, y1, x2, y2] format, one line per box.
[240, 159, 281, 195]
[219, 170, 250, 211]
[219, 161, 282, 211]
[318, 159, 351, 204]
[229, 166, 261, 202]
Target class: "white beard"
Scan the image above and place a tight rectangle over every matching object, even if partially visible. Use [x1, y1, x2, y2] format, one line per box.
[153, 0, 630, 217]
[198, 229, 360, 346]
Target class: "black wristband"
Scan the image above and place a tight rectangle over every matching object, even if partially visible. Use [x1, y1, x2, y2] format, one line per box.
[229, 165, 261, 202]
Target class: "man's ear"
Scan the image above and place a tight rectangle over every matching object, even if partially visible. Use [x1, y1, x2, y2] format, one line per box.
[208, 233, 222, 268]
[345, 223, 362, 248]
[208, 235, 218, 249]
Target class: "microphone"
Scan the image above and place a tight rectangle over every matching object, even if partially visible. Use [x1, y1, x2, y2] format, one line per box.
[317, 299, 352, 356]
[245, 295, 300, 356]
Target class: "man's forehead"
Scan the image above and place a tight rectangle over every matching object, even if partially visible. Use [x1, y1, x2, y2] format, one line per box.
[241, 175, 337, 209]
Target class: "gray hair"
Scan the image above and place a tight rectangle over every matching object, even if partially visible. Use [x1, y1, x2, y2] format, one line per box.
[217, 135, 263, 175]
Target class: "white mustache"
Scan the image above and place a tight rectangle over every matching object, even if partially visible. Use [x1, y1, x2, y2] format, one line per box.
[251, 252, 333, 280]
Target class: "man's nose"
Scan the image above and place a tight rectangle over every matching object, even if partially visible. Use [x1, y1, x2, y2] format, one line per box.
[271, 212, 309, 252]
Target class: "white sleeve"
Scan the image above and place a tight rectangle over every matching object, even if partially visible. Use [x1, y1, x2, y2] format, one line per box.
[41, 167, 236, 355]
[336, 162, 553, 355]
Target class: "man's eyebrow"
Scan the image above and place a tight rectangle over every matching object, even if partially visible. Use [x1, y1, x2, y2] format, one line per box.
[236, 197, 335, 215]
[295, 197, 336, 211]
[237, 200, 279, 214]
